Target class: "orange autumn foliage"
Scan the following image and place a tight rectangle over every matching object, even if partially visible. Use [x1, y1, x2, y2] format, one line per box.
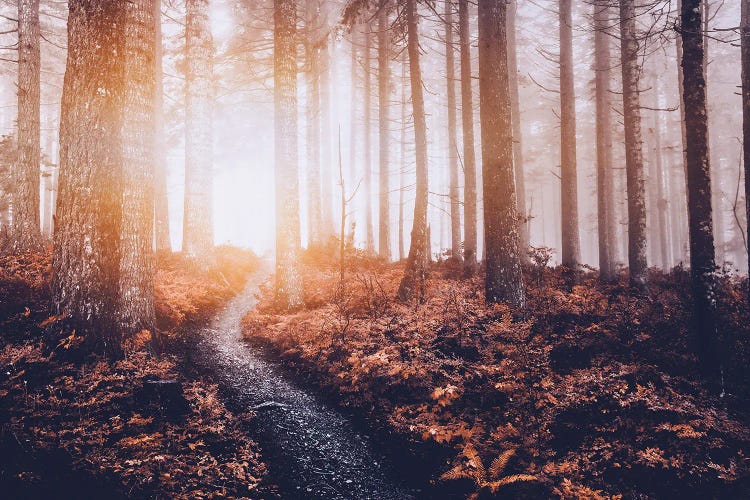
[0, 248, 270, 498]
[243, 250, 750, 498]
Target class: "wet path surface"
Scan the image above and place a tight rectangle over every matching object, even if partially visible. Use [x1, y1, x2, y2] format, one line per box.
[186, 269, 416, 499]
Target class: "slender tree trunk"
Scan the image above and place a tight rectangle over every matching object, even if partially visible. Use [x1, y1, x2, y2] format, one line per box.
[339, 131, 346, 284]
[183, 0, 214, 262]
[120, 0, 156, 335]
[364, 26, 375, 253]
[445, 0, 461, 261]
[704, 1, 723, 265]
[154, 0, 171, 252]
[41, 112, 56, 238]
[42, 167, 53, 238]
[594, 1, 616, 281]
[676, 0, 690, 263]
[742, 0, 750, 289]
[459, 0, 477, 276]
[478, 0, 525, 307]
[13, 0, 42, 253]
[399, 50, 408, 262]
[274, 0, 303, 309]
[306, 1, 322, 247]
[320, 35, 334, 239]
[652, 71, 671, 270]
[508, 0, 528, 263]
[53, 0, 126, 358]
[681, 0, 718, 370]
[349, 26, 359, 241]
[559, 0, 580, 268]
[378, 7, 391, 260]
[619, 0, 648, 286]
[397, 0, 430, 302]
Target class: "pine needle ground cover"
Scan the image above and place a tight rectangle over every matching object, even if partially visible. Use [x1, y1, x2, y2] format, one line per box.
[243, 248, 750, 499]
[0, 247, 273, 498]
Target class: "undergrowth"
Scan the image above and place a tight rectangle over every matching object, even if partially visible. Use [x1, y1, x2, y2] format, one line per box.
[243, 247, 750, 499]
[0, 246, 272, 498]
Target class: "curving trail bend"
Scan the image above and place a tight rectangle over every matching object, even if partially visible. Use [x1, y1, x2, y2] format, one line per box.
[186, 267, 416, 500]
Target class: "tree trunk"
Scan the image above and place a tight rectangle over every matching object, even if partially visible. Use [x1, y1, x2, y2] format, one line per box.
[445, 0, 461, 261]
[478, 0, 525, 307]
[364, 26, 375, 253]
[651, 71, 671, 270]
[42, 166, 54, 238]
[349, 25, 358, 241]
[378, 6, 391, 260]
[508, 0, 528, 263]
[120, 0, 156, 335]
[681, 0, 718, 370]
[676, 0, 690, 264]
[13, 0, 43, 253]
[41, 111, 56, 239]
[397, 0, 430, 302]
[399, 50, 408, 262]
[742, 0, 750, 291]
[594, 1, 616, 281]
[306, 1, 322, 247]
[619, 0, 647, 286]
[274, 0, 303, 309]
[154, 0, 171, 252]
[320, 35, 334, 239]
[53, 0, 126, 358]
[183, 0, 214, 262]
[559, 0, 580, 268]
[459, 0, 477, 276]
[704, 1, 723, 265]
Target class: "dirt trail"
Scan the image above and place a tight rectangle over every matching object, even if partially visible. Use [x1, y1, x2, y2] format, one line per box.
[186, 268, 416, 499]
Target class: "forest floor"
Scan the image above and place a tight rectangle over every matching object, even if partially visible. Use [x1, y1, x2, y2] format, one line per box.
[181, 269, 416, 499]
[243, 243, 750, 499]
[0, 247, 275, 499]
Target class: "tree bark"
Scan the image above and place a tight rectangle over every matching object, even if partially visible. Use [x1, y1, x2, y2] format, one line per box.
[559, 0, 580, 268]
[378, 6, 391, 260]
[742, 0, 750, 290]
[676, 0, 690, 264]
[120, 0, 156, 335]
[594, 1, 616, 281]
[183, 0, 214, 263]
[445, 0, 461, 261]
[458, 0, 477, 276]
[53, 0, 126, 358]
[274, 0, 303, 309]
[397, 0, 430, 302]
[154, 0, 171, 252]
[13, 0, 43, 253]
[619, 0, 648, 286]
[478, 0, 525, 307]
[681, 0, 718, 370]
[508, 0, 528, 263]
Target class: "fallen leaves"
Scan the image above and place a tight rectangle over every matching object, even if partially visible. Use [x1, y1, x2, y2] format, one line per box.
[242, 253, 750, 498]
[0, 249, 269, 498]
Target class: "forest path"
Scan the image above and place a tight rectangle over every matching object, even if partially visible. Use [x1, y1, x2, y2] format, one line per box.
[185, 267, 416, 500]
